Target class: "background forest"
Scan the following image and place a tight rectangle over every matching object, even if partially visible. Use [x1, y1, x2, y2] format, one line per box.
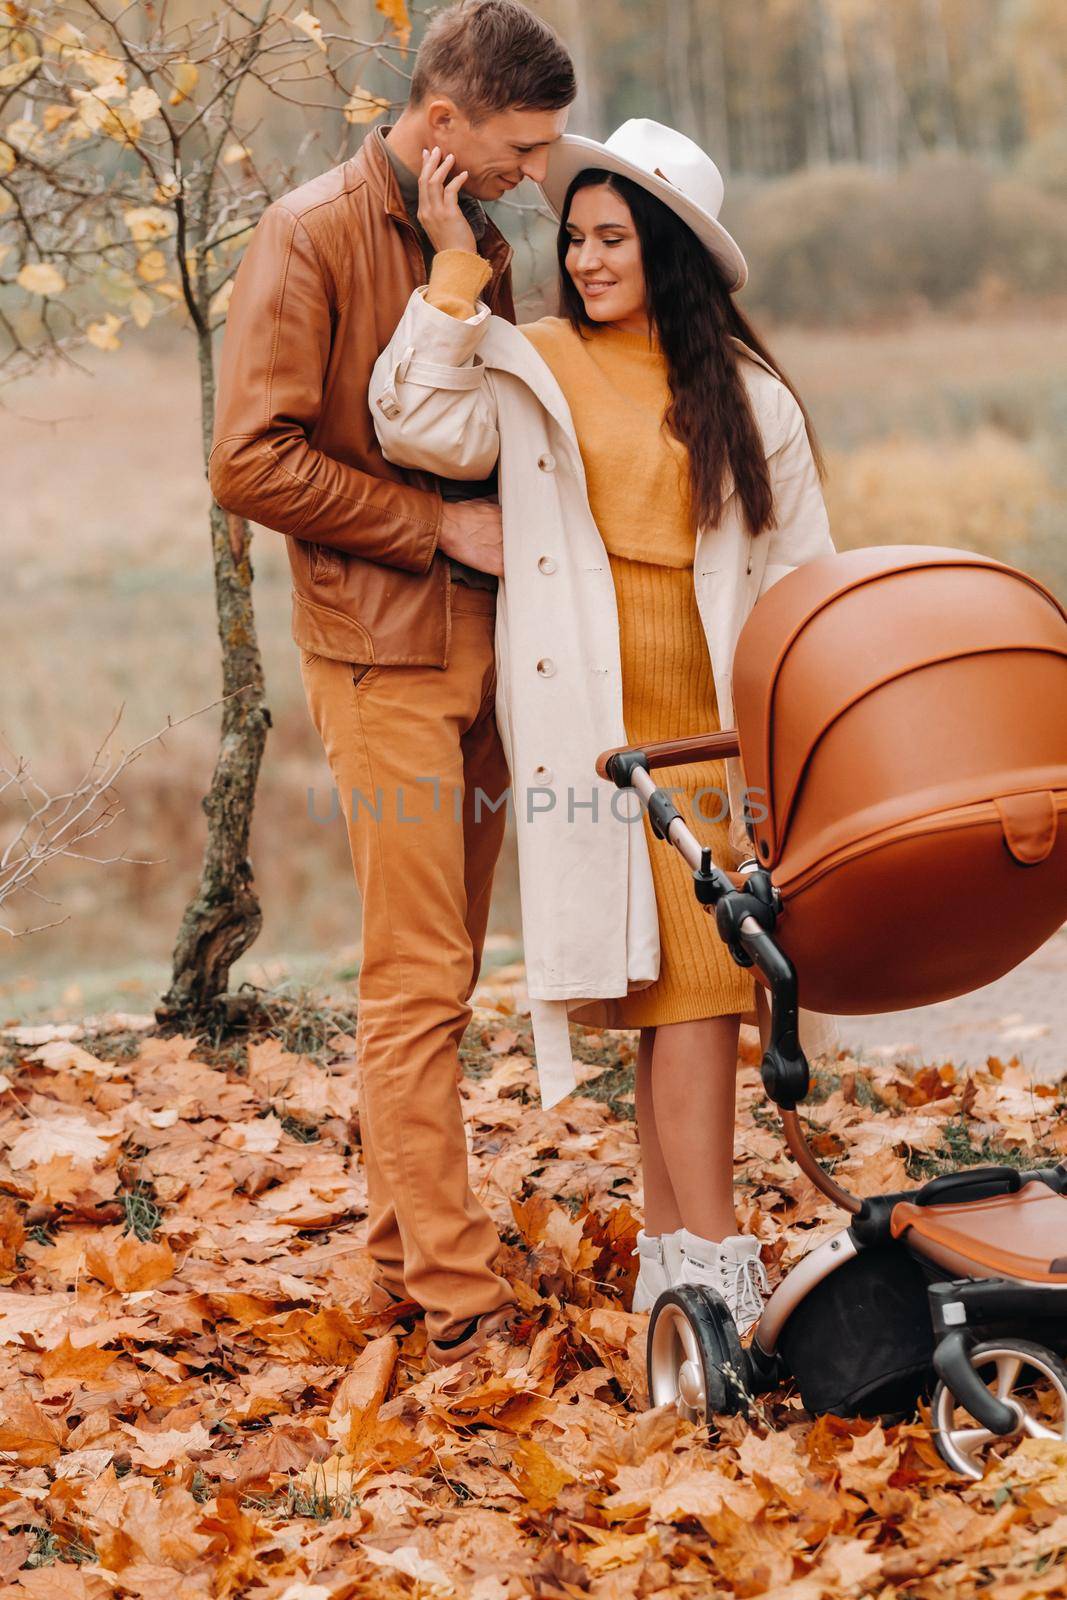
[2, 0, 1065, 1024]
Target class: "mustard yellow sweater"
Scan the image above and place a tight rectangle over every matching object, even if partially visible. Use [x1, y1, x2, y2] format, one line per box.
[427, 251, 755, 1026]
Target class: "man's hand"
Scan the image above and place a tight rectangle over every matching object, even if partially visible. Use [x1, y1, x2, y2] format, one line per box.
[418, 145, 478, 255]
[437, 499, 504, 577]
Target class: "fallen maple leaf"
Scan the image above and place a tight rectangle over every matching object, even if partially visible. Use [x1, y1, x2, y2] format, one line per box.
[329, 1333, 397, 1452]
[0, 1392, 66, 1464]
[123, 1419, 214, 1469]
[7, 1111, 121, 1169]
[85, 1232, 176, 1292]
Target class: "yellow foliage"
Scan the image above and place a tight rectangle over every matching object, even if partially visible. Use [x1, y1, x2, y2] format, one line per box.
[293, 9, 325, 51]
[87, 313, 123, 351]
[43, 104, 78, 133]
[0, 54, 41, 89]
[129, 290, 154, 329]
[16, 261, 66, 296]
[343, 86, 390, 125]
[209, 279, 234, 320]
[824, 428, 1058, 557]
[136, 248, 168, 284]
[377, 0, 412, 46]
[123, 206, 175, 245]
[168, 59, 199, 106]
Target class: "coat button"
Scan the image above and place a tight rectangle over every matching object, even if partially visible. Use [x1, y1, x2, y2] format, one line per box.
[533, 764, 554, 784]
[536, 657, 556, 677]
[537, 555, 557, 574]
[537, 453, 556, 472]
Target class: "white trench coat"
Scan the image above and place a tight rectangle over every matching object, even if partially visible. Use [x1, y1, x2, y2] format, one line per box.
[370, 288, 840, 1106]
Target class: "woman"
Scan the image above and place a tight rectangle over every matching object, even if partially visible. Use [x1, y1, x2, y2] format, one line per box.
[370, 119, 837, 1335]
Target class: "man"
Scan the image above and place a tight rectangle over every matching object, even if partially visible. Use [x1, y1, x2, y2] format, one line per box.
[208, 0, 574, 1367]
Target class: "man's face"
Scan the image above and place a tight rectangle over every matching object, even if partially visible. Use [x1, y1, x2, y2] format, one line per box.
[430, 104, 569, 200]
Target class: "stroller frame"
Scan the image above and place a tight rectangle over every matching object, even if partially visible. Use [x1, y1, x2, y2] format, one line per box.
[600, 733, 1067, 1480]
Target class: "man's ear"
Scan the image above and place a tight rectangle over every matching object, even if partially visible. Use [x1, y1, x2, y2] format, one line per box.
[424, 96, 458, 142]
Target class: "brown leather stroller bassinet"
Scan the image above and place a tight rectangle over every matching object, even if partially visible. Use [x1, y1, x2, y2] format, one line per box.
[597, 545, 1067, 1479]
[730, 544, 1067, 1014]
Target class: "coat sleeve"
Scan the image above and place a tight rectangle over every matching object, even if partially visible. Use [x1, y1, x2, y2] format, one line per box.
[757, 388, 836, 598]
[369, 286, 501, 480]
[208, 202, 441, 574]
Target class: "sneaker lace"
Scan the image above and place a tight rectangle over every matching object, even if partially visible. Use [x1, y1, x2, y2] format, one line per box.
[728, 1254, 769, 1325]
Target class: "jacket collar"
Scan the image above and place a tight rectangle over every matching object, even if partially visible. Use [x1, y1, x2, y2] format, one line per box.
[358, 125, 515, 299]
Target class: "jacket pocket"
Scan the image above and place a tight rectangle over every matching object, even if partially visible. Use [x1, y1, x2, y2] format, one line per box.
[311, 543, 342, 583]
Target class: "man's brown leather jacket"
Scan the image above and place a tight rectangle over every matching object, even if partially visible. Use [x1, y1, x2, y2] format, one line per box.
[208, 127, 515, 666]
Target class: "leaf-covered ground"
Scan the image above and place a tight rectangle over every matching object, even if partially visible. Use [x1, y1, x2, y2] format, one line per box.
[0, 982, 1065, 1600]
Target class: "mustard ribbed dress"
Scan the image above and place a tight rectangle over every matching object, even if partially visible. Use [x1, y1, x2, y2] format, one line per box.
[428, 256, 756, 1027]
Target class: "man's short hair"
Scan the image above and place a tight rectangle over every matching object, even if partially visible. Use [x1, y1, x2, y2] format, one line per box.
[410, 0, 576, 121]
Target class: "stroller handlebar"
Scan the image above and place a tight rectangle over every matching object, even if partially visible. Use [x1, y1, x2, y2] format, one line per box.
[596, 730, 741, 782]
[601, 742, 865, 1219]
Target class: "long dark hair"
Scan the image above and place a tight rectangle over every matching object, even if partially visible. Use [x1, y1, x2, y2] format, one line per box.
[556, 169, 825, 537]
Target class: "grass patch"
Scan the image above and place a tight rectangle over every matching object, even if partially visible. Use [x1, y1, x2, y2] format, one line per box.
[580, 1061, 637, 1120]
[21, 1527, 95, 1567]
[907, 1114, 1058, 1180]
[243, 1466, 357, 1521]
[119, 1180, 163, 1242]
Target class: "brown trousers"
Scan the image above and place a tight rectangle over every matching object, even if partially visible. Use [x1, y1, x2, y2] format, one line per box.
[299, 584, 514, 1341]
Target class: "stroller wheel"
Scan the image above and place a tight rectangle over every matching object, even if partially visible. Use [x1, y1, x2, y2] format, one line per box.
[932, 1339, 1067, 1481]
[646, 1286, 749, 1423]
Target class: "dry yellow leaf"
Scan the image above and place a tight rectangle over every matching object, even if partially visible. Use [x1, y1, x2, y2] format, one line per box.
[129, 289, 153, 328]
[377, 0, 412, 46]
[85, 1233, 176, 1292]
[43, 103, 79, 133]
[168, 59, 199, 106]
[87, 313, 122, 351]
[137, 247, 167, 283]
[123, 205, 174, 244]
[223, 142, 251, 165]
[294, 9, 326, 50]
[209, 279, 234, 321]
[0, 54, 41, 89]
[16, 261, 67, 296]
[0, 140, 14, 177]
[343, 86, 390, 125]
[127, 85, 161, 122]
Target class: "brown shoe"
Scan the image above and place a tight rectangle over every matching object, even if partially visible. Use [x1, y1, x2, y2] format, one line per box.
[367, 1280, 423, 1326]
[425, 1305, 525, 1370]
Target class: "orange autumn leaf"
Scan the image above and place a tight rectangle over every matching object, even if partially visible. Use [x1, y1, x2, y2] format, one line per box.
[0, 1198, 26, 1280]
[507, 1437, 576, 1512]
[329, 1333, 397, 1451]
[376, 0, 411, 46]
[39, 1332, 119, 1381]
[0, 1392, 66, 1464]
[84, 1232, 176, 1291]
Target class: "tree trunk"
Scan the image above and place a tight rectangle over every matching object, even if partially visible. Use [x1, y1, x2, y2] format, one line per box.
[920, 0, 960, 151]
[802, 0, 831, 166]
[665, 0, 700, 140]
[855, 5, 901, 171]
[812, 0, 858, 163]
[695, 0, 730, 170]
[554, 0, 604, 136]
[155, 318, 270, 1029]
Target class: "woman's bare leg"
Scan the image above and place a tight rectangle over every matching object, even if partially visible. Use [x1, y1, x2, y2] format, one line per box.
[649, 1015, 742, 1241]
[634, 1025, 683, 1236]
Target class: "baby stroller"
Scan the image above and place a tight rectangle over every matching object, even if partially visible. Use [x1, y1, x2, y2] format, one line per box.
[597, 545, 1067, 1479]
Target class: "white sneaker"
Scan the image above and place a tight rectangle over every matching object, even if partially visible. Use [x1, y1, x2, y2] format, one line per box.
[631, 1228, 685, 1312]
[676, 1229, 769, 1338]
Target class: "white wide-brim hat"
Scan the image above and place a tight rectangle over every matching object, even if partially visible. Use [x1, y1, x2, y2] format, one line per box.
[539, 117, 748, 292]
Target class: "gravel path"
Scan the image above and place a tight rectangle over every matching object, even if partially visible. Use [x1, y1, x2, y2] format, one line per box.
[836, 924, 1067, 1083]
